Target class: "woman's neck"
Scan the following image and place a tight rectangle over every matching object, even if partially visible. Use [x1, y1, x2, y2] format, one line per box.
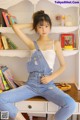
[38, 36, 50, 42]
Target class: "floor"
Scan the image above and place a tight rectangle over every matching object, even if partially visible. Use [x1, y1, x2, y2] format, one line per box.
[33, 117, 46, 120]
[22, 113, 46, 120]
[22, 114, 80, 120]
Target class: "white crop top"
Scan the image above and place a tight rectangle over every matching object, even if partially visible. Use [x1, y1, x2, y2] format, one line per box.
[30, 48, 56, 71]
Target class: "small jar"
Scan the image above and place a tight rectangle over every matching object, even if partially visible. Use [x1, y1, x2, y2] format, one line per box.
[61, 15, 65, 26]
[55, 14, 62, 26]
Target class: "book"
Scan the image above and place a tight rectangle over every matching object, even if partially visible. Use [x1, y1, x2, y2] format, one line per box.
[0, 75, 5, 90]
[2, 11, 10, 27]
[0, 33, 4, 49]
[7, 38, 17, 49]
[0, 69, 10, 90]
[7, 14, 17, 25]
[2, 66, 17, 89]
[1, 35, 9, 50]
[0, 8, 7, 27]
[60, 33, 74, 50]
[0, 89, 3, 93]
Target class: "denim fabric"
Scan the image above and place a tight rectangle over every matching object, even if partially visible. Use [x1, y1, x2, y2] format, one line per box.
[0, 41, 76, 120]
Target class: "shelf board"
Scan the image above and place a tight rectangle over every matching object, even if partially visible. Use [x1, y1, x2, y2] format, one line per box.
[0, 50, 30, 58]
[0, 26, 78, 34]
[51, 26, 78, 33]
[0, 49, 78, 57]
[0, 27, 35, 34]
[63, 50, 78, 56]
[0, 27, 13, 33]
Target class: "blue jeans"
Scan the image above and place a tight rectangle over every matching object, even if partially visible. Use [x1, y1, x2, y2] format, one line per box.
[0, 75, 76, 120]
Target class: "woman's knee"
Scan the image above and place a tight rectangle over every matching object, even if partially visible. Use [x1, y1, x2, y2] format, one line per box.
[65, 96, 77, 112]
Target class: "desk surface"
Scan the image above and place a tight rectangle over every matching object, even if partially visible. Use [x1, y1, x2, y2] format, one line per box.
[65, 84, 80, 102]
[27, 84, 80, 103]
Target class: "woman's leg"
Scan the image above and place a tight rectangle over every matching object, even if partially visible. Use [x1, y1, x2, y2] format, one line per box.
[0, 85, 38, 120]
[41, 84, 77, 120]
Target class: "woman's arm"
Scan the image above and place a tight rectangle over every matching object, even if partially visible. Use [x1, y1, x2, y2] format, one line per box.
[11, 23, 35, 50]
[50, 40, 66, 80]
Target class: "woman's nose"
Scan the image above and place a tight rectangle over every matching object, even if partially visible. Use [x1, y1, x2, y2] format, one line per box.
[42, 27, 45, 31]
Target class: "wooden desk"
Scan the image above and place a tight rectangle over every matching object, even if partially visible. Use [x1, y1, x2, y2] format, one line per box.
[65, 84, 80, 102]
[15, 84, 80, 120]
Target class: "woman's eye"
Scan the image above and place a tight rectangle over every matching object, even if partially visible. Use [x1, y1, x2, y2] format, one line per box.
[39, 26, 42, 28]
[46, 25, 48, 27]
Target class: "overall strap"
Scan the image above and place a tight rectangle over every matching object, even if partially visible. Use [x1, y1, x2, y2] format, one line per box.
[33, 40, 40, 51]
[33, 41, 52, 75]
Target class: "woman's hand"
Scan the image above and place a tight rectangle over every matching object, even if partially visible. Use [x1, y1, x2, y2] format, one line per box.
[40, 75, 53, 84]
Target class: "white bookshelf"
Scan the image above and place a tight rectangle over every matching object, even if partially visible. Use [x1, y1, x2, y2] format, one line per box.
[0, 0, 79, 86]
[0, 49, 78, 57]
[0, 0, 79, 87]
[0, 0, 80, 119]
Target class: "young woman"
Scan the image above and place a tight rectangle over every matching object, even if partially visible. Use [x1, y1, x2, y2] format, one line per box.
[0, 10, 76, 120]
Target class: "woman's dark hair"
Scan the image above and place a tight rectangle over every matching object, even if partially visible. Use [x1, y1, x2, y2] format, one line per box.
[32, 10, 52, 31]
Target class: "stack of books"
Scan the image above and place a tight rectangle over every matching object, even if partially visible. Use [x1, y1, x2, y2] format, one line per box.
[0, 65, 18, 93]
[0, 8, 17, 27]
[0, 33, 18, 50]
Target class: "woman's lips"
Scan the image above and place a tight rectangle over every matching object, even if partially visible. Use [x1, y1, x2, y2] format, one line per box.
[43, 33, 46, 34]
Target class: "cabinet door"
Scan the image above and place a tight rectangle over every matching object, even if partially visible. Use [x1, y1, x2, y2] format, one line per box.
[73, 102, 78, 114]
[48, 102, 79, 114]
[48, 102, 59, 113]
[15, 101, 47, 113]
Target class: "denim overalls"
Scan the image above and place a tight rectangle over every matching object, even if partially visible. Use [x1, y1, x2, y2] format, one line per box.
[0, 41, 76, 120]
[27, 40, 54, 89]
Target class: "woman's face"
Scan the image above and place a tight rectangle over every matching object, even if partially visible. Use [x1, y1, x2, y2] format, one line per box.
[36, 21, 51, 36]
